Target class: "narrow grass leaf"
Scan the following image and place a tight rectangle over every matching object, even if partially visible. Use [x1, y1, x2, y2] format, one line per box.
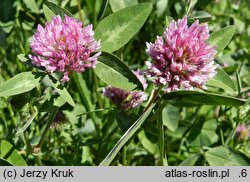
[99, 104, 155, 166]
[236, 71, 242, 95]
[16, 111, 38, 136]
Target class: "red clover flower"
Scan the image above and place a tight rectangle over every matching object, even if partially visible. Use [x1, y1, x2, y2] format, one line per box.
[29, 15, 101, 81]
[146, 16, 217, 92]
[236, 123, 250, 141]
[103, 70, 148, 110]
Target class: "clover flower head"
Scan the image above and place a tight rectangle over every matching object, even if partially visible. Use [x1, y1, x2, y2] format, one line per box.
[29, 15, 101, 81]
[103, 86, 147, 110]
[236, 123, 250, 141]
[146, 16, 217, 92]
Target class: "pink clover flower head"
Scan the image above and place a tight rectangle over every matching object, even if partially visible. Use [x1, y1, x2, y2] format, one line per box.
[133, 69, 148, 90]
[236, 123, 250, 141]
[146, 16, 217, 92]
[103, 86, 148, 110]
[29, 15, 101, 81]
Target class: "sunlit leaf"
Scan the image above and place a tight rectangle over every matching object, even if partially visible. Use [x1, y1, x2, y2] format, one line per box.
[206, 68, 237, 93]
[16, 112, 38, 136]
[162, 104, 179, 131]
[94, 52, 143, 90]
[23, 0, 39, 14]
[99, 104, 155, 166]
[205, 146, 250, 166]
[0, 140, 27, 166]
[191, 11, 212, 21]
[162, 90, 246, 106]
[207, 25, 236, 56]
[109, 0, 138, 12]
[48, 75, 75, 107]
[179, 154, 201, 166]
[0, 72, 44, 97]
[189, 119, 219, 147]
[95, 3, 152, 52]
[43, 1, 73, 21]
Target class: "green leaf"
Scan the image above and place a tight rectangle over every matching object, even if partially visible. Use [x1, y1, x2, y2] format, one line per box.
[0, 157, 13, 166]
[0, 140, 27, 166]
[0, 72, 44, 97]
[94, 52, 143, 90]
[73, 73, 95, 111]
[162, 104, 179, 131]
[162, 90, 246, 106]
[205, 146, 250, 166]
[187, 116, 205, 142]
[189, 119, 219, 147]
[17, 54, 29, 63]
[116, 111, 134, 132]
[156, 0, 169, 17]
[48, 75, 75, 107]
[43, 1, 73, 21]
[207, 25, 236, 56]
[109, 0, 138, 12]
[53, 96, 67, 107]
[206, 68, 237, 93]
[0, 21, 14, 33]
[95, 3, 152, 52]
[186, 0, 198, 16]
[236, 71, 242, 95]
[99, 104, 155, 166]
[23, 0, 39, 14]
[157, 109, 167, 166]
[165, 16, 174, 27]
[138, 131, 158, 154]
[179, 154, 201, 166]
[190, 11, 212, 21]
[16, 111, 38, 136]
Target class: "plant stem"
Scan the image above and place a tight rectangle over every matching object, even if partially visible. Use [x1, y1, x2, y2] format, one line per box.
[36, 107, 58, 148]
[93, 0, 97, 27]
[7, 105, 17, 126]
[24, 131, 32, 152]
[157, 104, 164, 165]
[34, 155, 43, 166]
[77, 0, 84, 23]
[219, 122, 225, 146]
[144, 85, 163, 112]
[99, 86, 163, 166]
[157, 101, 168, 166]
[122, 146, 127, 166]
